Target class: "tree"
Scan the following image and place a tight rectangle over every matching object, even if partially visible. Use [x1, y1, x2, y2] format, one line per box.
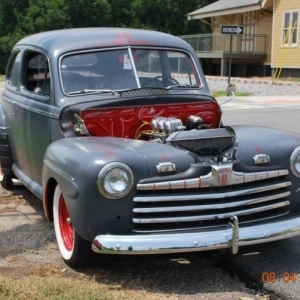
[15, 0, 69, 34]
[107, 0, 135, 27]
[131, 0, 214, 35]
[0, 0, 29, 35]
[66, 0, 111, 28]
[0, 0, 216, 72]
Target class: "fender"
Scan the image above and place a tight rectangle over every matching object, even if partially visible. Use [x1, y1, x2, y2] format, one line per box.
[0, 104, 14, 176]
[43, 136, 195, 186]
[232, 125, 300, 165]
[42, 136, 195, 240]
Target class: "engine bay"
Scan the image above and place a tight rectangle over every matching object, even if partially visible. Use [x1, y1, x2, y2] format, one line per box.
[68, 112, 236, 161]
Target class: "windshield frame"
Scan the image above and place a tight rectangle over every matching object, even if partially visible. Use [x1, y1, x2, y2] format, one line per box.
[59, 46, 203, 96]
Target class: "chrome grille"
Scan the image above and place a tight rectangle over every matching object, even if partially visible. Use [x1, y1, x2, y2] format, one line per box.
[133, 168, 291, 233]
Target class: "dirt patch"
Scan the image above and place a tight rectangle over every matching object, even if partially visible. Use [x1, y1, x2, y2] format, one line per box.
[0, 183, 263, 299]
[0, 184, 61, 274]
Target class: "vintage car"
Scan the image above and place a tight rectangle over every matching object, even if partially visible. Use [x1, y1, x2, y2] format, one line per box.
[1, 28, 300, 267]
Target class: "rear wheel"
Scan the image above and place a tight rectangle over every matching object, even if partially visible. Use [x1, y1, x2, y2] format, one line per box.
[1, 173, 13, 189]
[53, 185, 96, 267]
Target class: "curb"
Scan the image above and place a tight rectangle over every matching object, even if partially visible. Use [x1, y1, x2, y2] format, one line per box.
[205, 76, 300, 87]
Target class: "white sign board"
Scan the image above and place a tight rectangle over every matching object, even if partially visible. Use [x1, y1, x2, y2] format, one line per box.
[221, 26, 244, 35]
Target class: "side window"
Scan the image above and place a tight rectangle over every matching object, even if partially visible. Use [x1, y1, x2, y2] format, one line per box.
[6, 51, 22, 87]
[23, 51, 51, 95]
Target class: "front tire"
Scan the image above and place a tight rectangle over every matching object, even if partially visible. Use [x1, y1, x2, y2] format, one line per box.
[53, 185, 96, 267]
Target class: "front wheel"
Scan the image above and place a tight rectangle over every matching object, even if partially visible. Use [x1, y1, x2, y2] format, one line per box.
[53, 185, 96, 267]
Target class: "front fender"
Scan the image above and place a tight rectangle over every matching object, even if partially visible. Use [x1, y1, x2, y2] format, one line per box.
[42, 136, 195, 241]
[232, 125, 300, 213]
[232, 125, 300, 167]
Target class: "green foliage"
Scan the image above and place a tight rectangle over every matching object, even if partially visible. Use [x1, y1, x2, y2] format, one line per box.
[0, 0, 29, 35]
[66, 0, 111, 28]
[0, 0, 215, 72]
[108, 0, 135, 27]
[131, 0, 209, 35]
[16, 0, 69, 34]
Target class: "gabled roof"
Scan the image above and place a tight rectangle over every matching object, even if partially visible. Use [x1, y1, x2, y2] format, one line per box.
[187, 0, 263, 20]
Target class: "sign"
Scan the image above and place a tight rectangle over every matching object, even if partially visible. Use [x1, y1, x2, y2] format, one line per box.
[221, 26, 244, 35]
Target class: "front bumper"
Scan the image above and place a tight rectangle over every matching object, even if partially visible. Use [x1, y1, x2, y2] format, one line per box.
[92, 216, 300, 254]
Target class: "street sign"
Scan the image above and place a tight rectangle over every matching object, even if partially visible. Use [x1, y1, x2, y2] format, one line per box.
[220, 25, 244, 85]
[221, 25, 244, 35]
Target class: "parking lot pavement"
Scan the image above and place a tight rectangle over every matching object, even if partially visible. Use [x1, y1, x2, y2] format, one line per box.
[216, 95, 300, 110]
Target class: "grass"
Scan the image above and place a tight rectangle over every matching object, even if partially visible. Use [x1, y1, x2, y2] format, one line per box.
[211, 91, 252, 98]
[279, 77, 300, 82]
[0, 75, 4, 82]
[0, 276, 128, 300]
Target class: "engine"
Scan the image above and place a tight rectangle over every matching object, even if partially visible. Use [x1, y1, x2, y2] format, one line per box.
[66, 112, 235, 156]
[141, 116, 235, 154]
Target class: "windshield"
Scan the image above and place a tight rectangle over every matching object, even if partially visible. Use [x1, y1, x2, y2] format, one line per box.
[60, 48, 201, 95]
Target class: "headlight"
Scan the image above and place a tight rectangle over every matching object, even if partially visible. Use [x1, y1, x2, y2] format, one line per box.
[290, 147, 300, 178]
[97, 162, 134, 199]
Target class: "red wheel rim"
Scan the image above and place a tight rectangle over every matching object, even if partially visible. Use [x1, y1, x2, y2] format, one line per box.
[58, 194, 74, 251]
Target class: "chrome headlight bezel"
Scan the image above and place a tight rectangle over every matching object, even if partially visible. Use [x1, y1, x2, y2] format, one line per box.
[290, 146, 300, 178]
[97, 162, 134, 199]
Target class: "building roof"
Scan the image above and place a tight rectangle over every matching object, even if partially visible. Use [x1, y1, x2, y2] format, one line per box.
[187, 0, 263, 20]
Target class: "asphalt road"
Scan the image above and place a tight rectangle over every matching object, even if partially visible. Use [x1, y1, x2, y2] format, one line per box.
[218, 95, 300, 133]
[218, 95, 300, 299]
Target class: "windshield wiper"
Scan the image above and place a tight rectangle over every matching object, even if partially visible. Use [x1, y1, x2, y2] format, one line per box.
[68, 89, 114, 95]
[167, 84, 200, 89]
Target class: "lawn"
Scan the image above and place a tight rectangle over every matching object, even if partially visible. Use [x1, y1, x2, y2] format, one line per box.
[211, 91, 252, 98]
[0, 276, 128, 300]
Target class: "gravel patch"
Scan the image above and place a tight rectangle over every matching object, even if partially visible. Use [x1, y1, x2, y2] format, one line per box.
[206, 76, 300, 96]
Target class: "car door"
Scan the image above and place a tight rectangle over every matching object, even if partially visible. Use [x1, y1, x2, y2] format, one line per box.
[4, 48, 53, 197]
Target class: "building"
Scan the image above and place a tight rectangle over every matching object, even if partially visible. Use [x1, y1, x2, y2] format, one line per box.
[182, 0, 300, 79]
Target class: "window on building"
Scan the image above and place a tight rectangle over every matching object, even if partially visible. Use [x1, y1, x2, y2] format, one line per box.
[282, 10, 298, 46]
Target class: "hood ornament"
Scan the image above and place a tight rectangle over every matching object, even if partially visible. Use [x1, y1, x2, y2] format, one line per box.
[212, 164, 232, 187]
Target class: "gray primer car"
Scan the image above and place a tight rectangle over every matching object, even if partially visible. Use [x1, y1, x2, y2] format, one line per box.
[1, 28, 300, 267]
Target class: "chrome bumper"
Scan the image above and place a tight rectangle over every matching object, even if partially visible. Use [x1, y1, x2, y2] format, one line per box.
[92, 216, 300, 254]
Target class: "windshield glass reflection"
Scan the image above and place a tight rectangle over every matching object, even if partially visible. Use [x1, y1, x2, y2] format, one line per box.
[60, 48, 201, 95]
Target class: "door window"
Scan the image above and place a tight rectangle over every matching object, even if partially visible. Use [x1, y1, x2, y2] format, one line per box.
[23, 52, 51, 95]
[6, 51, 22, 87]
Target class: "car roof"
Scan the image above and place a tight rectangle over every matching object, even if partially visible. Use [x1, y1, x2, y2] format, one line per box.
[15, 28, 194, 56]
